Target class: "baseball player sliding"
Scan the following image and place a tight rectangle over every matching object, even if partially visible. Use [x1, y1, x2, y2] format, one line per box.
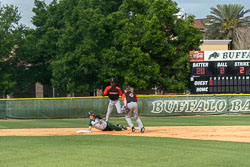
[88, 112, 127, 131]
[122, 86, 145, 133]
[103, 77, 123, 122]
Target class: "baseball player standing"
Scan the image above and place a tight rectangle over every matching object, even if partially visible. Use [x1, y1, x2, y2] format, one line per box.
[103, 77, 123, 122]
[122, 86, 145, 133]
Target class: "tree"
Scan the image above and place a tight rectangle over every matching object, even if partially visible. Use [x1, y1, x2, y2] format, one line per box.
[48, 0, 123, 93]
[0, 3, 25, 97]
[205, 4, 250, 48]
[104, 0, 202, 92]
[15, 0, 58, 93]
[98, 0, 161, 89]
[28, 0, 202, 94]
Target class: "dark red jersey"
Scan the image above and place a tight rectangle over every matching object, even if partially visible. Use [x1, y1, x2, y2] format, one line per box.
[122, 91, 137, 103]
[103, 86, 122, 100]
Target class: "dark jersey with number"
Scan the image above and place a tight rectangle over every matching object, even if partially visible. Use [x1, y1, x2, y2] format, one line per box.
[122, 91, 137, 103]
[103, 86, 122, 100]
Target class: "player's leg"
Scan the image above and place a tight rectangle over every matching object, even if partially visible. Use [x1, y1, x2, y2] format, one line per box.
[115, 100, 122, 114]
[115, 123, 127, 130]
[125, 110, 134, 129]
[106, 122, 122, 131]
[132, 102, 144, 131]
[106, 100, 114, 122]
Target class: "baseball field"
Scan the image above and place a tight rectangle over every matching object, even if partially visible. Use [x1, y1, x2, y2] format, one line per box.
[1, 116, 250, 167]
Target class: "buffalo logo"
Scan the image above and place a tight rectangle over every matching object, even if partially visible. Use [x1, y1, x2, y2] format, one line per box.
[209, 52, 219, 60]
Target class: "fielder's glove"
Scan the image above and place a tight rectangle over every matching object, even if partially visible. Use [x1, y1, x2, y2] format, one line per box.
[122, 106, 130, 114]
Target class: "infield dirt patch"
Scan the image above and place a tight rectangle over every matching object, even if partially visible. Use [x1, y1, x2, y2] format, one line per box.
[1, 126, 250, 143]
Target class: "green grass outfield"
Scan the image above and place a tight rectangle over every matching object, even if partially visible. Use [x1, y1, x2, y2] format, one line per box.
[2, 115, 250, 129]
[1, 116, 250, 167]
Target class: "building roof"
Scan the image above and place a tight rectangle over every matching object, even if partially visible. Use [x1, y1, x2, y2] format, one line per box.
[202, 40, 231, 44]
[193, 18, 211, 29]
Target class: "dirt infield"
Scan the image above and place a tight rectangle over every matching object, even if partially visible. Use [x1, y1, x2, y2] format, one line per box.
[1, 126, 250, 143]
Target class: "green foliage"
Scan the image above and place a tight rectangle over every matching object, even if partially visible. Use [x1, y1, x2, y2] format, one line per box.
[100, 0, 202, 91]
[13, 0, 202, 95]
[0, 3, 25, 96]
[15, 0, 57, 91]
[48, 0, 123, 93]
[205, 4, 250, 41]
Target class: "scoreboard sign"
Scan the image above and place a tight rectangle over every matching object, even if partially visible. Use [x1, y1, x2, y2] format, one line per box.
[190, 50, 250, 94]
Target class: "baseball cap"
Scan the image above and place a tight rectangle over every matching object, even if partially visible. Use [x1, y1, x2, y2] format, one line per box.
[88, 111, 94, 116]
[124, 85, 130, 90]
[110, 77, 116, 83]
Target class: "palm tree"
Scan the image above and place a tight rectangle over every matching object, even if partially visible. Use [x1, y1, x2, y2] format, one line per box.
[205, 4, 250, 48]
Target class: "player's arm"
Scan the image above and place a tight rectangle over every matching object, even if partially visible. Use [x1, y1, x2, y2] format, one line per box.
[117, 87, 122, 96]
[103, 86, 110, 96]
[122, 94, 127, 107]
[88, 120, 92, 131]
[88, 126, 92, 131]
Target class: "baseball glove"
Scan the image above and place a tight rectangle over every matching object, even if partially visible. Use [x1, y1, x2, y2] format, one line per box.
[122, 105, 130, 114]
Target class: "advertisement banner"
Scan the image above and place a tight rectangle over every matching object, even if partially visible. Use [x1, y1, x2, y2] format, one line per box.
[141, 96, 229, 116]
[190, 50, 250, 62]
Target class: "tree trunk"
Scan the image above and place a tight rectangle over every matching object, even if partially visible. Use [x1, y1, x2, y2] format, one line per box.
[232, 27, 250, 50]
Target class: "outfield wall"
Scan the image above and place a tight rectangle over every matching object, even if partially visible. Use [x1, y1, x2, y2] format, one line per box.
[1, 95, 250, 119]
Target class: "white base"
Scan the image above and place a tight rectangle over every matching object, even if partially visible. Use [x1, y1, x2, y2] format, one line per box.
[76, 130, 91, 133]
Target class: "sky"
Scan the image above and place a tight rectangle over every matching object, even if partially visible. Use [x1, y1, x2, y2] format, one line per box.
[1, 0, 250, 28]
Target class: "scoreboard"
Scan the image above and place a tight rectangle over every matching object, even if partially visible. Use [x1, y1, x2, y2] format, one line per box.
[190, 50, 250, 94]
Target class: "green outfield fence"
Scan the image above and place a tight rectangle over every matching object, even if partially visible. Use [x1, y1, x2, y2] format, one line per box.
[1, 94, 250, 119]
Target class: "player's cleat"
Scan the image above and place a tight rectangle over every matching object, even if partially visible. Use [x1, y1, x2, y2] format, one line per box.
[131, 126, 135, 132]
[140, 127, 145, 133]
[122, 125, 127, 130]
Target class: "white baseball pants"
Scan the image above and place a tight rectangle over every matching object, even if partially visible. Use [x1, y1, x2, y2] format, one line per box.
[105, 99, 122, 122]
[125, 102, 144, 129]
